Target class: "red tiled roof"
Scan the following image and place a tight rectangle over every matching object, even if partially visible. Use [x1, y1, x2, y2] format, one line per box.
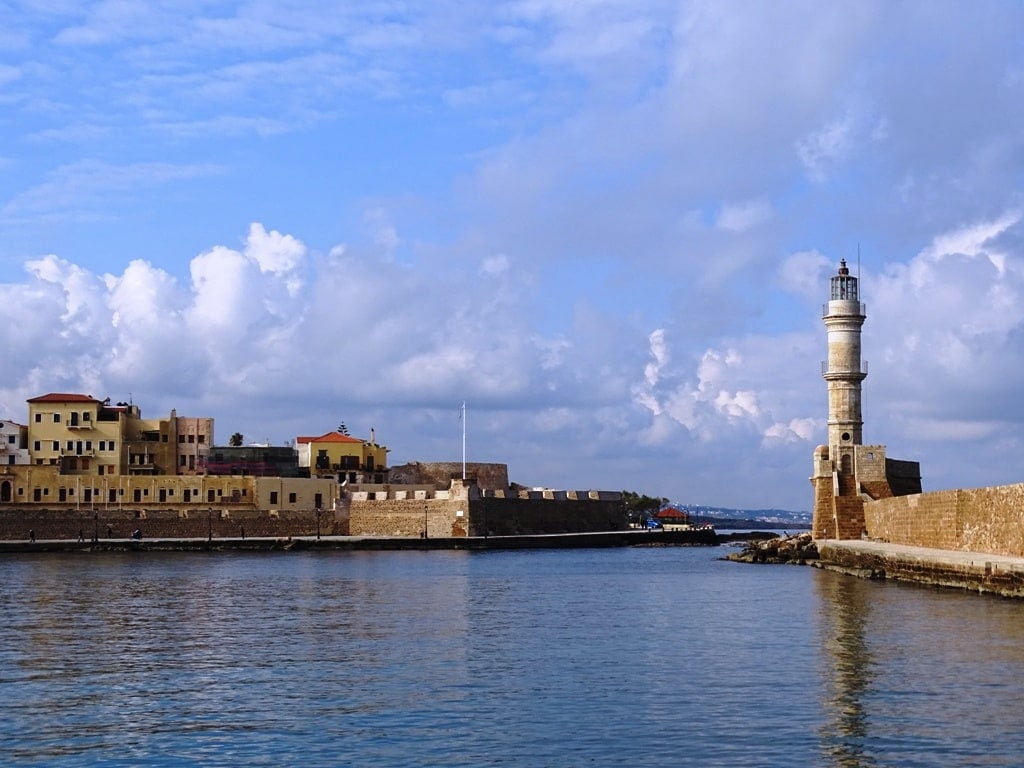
[296, 432, 365, 445]
[27, 393, 100, 404]
[654, 507, 689, 519]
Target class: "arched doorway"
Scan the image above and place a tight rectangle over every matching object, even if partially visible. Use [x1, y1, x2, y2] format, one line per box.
[0, 479, 12, 503]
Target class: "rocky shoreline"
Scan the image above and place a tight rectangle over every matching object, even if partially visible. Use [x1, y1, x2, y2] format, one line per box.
[723, 532, 819, 564]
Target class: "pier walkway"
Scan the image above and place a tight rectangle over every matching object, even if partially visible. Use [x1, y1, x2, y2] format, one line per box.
[817, 539, 1024, 597]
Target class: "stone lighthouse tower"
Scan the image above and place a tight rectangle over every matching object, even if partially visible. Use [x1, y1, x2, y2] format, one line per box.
[823, 259, 866, 452]
[812, 259, 868, 539]
[811, 258, 921, 539]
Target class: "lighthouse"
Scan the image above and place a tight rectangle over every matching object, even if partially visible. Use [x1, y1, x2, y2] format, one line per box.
[823, 259, 866, 453]
[811, 258, 921, 539]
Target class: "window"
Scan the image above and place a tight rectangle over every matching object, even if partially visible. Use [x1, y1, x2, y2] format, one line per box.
[7, 435, 14, 444]
[33, 441, 40, 451]
[66, 440, 73, 451]
[83, 412, 91, 422]
[198, 435, 205, 444]
[52, 441, 59, 451]
[270, 491, 279, 504]
[35, 414, 41, 423]
[54, 414, 60, 423]
[85, 441, 92, 451]
[187, 435, 195, 444]
[180, 455, 187, 466]
[288, 492, 297, 503]
[179, 435, 186, 443]
[109, 441, 115, 452]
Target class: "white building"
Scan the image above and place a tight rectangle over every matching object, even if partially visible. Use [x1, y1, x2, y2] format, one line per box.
[0, 419, 30, 466]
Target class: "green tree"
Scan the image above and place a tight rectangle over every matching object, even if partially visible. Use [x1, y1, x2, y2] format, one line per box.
[337, 421, 349, 436]
[229, 432, 243, 447]
[622, 490, 669, 526]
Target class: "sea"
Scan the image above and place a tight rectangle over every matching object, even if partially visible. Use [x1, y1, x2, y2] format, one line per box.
[2, 543, 1023, 767]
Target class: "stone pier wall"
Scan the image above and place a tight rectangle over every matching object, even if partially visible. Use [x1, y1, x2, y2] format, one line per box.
[817, 540, 1024, 598]
[864, 482, 1024, 558]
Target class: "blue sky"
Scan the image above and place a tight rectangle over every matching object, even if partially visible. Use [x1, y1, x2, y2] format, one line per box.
[2, 1, 1024, 511]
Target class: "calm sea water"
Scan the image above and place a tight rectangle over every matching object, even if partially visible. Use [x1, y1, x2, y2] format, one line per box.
[2, 545, 1023, 767]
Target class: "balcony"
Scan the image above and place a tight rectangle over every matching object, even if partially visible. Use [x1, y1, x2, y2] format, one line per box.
[821, 360, 868, 376]
[822, 302, 867, 318]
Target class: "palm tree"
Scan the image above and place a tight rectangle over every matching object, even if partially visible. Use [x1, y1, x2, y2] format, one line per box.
[229, 432, 243, 447]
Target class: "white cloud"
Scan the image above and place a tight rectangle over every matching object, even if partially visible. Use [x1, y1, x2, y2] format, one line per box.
[715, 199, 773, 233]
[244, 222, 306, 276]
[796, 114, 853, 183]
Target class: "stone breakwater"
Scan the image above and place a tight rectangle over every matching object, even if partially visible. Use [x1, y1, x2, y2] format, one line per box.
[726, 533, 1024, 598]
[723, 532, 819, 564]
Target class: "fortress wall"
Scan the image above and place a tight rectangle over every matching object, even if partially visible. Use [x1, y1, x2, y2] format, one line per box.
[469, 496, 627, 537]
[864, 483, 1024, 557]
[347, 497, 469, 538]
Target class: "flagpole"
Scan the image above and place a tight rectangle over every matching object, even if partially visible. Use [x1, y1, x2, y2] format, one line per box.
[461, 401, 466, 480]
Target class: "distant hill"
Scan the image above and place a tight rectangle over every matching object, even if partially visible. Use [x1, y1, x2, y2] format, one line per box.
[669, 504, 811, 530]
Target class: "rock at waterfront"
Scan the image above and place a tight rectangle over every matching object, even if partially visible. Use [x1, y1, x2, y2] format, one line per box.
[725, 532, 818, 564]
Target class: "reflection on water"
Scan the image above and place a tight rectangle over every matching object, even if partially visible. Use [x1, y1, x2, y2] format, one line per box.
[815, 573, 878, 768]
[3, 549, 1024, 766]
[815, 571, 1024, 768]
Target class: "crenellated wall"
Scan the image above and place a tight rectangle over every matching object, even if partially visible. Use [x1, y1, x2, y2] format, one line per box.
[344, 481, 625, 538]
[469, 494, 626, 536]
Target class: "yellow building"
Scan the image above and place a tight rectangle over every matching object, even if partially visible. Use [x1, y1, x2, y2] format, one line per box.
[28, 393, 129, 476]
[25, 393, 212, 478]
[296, 431, 389, 483]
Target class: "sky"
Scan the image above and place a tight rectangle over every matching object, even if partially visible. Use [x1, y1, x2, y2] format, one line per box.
[1, 1, 1023, 512]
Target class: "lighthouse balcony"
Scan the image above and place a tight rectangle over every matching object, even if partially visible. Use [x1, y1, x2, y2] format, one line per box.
[822, 360, 868, 376]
